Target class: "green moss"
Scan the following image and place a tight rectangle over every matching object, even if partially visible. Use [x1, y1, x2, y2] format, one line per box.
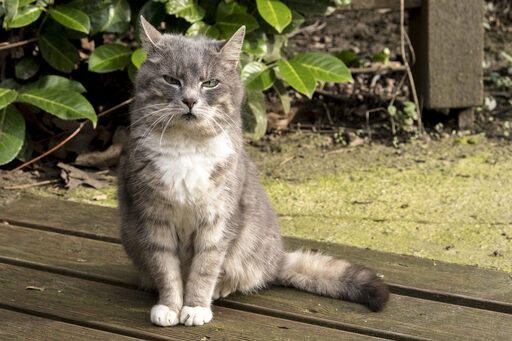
[26, 132, 512, 272]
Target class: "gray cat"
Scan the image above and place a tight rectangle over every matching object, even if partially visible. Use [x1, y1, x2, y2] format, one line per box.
[118, 16, 389, 327]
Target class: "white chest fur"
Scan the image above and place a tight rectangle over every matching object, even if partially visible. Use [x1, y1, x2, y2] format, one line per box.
[149, 132, 234, 205]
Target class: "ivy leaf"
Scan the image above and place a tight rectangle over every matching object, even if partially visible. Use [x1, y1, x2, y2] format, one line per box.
[241, 62, 276, 91]
[292, 52, 353, 83]
[101, 0, 131, 33]
[3, 0, 19, 29]
[0, 104, 25, 165]
[0, 88, 18, 110]
[186, 21, 220, 39]
[7, 4, 42, 28]
[242, 37, 267, 56]
[215, 13, 259, 39]
[283, 0, 336, 15]
[131, 48, 147, 69]
[242, 90, 267, 140]
[38, 33, 79, 73]
[25, 75, 86, 93]
[215, 0, 247, 21]
[88, 43, 132, 73]
[18, 89, 97, 127]
[67, 0, 109, 35]
[49, 5, 90, 34]
[277, 59, 316, 98]
[273, 79, 290, 114]
[165, 0, 205, 23]
[256, 0, 291, 34]
[14, 57, 40, 80]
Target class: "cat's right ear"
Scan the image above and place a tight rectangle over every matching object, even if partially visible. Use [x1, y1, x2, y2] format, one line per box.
[140, 16, 161, 50]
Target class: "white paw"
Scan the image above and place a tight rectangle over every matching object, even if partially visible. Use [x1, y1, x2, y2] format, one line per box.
[150, 304, 179, 327]
[179, 306, 213, 326]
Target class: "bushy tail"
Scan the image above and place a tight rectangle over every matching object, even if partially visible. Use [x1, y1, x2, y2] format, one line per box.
[276, 250, 389, 312]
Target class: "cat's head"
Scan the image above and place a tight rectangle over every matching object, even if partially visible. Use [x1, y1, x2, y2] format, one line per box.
[132, 16, 245, 139]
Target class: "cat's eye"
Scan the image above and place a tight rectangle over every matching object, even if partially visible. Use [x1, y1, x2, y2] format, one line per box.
[164, 75, 180, 86]
[202, 79, 219, 88]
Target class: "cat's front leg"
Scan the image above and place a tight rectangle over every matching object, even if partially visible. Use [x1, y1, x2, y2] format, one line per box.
[148, 251, 183, 327]
[180, 220, 227, 326]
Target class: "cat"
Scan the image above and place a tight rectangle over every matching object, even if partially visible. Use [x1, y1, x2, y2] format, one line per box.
[117, 16, 389, 327]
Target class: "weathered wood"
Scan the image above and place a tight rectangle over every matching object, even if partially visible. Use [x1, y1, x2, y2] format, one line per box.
[2, 223, 512, 340]
[1, 195, 511, 308]
[409, 0, 484, 109]
[457, 107, 476, 130]
[0, 308, 139, 340]
[0, 263, 379, 341]
[338, 0, 422, 11]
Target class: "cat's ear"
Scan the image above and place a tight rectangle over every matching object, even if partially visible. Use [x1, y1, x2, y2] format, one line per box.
[140, 16, 161, 49]
[220, 26, 245, 66]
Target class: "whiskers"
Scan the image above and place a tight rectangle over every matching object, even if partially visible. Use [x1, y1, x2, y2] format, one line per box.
[194, 107, 238, 138]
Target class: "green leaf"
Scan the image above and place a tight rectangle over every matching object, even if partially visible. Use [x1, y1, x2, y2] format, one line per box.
[242, 90, 267, 140]
[7, 4, 42, 28]
[25, 75, 86, 93]
[0, 104, 25, 165]
[88, 43, 132, 73]
[136, 1, 166, 42]
[263, 34, 287, 63]
[100, 0, 131, 33]
[241, 62, 276, 91]
[18, 89, 97, 127]
[67, 0, 109, 35]
[0, 88, 18, 110]
[215, 0, 247, 21]
[49, 5, 90, 33]
[127, 63, 137, 83]
[277, 59, 316, 98]
[273, 79, 290, 114]
[256, 0, 291, 34]
[3, 0, 19, 29]
[283, 0, 335, 15]
[185, 21, 220, 38]
[16, 129, 33, 163]
[292, 52, 353, 83]
[15, 57, 40, 80]
[166, 0, 205, 23]
[38, 33, 79, 73]
[373, 47, 390, 64]
[131, 48, 147, 69]
[387, 105, 397, 117]
[242, 36, 267, 56]
[215, 13, 259, 39]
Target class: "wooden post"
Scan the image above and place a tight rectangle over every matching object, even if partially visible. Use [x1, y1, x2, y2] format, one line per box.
[409, 0, 484, 113]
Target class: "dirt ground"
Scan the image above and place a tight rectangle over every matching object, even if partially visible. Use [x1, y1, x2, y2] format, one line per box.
[1, 2, 511, 273]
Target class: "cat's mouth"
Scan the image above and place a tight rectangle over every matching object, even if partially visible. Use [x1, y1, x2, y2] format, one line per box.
[183, 113, 197, 121]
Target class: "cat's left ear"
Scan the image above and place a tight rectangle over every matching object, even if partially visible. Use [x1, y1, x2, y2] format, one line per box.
[220, 26, 245, 66]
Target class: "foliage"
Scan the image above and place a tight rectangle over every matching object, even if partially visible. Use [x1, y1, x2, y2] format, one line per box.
[0, 0, 354, 165]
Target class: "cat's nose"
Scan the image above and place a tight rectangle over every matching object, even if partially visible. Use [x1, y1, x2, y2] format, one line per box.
[182, 98, 197, 109]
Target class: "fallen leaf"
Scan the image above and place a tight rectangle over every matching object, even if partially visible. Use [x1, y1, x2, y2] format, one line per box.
[58, 162, 109, 190]
[25, 286, 45, 291]
[93, 194, 108, 201]
[74, 144, 123, 168]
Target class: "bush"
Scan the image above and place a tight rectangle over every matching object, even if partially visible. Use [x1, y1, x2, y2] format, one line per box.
[0, 0, 353, 166]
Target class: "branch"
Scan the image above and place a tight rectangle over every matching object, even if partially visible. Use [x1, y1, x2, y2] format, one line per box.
[2, 97, 135, 178]
[0, 37, 38, 51]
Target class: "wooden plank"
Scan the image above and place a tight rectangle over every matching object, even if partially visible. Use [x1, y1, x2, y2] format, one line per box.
[2, 224, 512, 341]
[0, 308, 139, 340]
[338, 0, 422, 11]
[1, 195, 511, 308]
[0, 263, 379, 341]
[409, 0, 484, 109]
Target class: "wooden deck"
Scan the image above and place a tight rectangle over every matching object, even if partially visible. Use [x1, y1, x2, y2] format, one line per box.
[0, 195, 510, 340]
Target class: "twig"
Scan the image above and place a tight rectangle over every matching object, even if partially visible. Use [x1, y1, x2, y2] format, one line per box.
[3, 179, 60, 190]
[0, 37, 38, 51]
[349, 65, 407, 74]
[400, 0, 424, 135]
[2, 97, 134, 178]
[322, 103, 334, 126]
[97, 97, 134, 118]
[288, 21, 326, 38]
[270, 156, 295, 176]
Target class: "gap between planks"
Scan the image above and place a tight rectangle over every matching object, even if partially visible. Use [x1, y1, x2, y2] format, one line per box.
[2, 216, 511, 315]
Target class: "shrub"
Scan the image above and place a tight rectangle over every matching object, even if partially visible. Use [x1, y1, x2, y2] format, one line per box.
[0, 0, 353, 166]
